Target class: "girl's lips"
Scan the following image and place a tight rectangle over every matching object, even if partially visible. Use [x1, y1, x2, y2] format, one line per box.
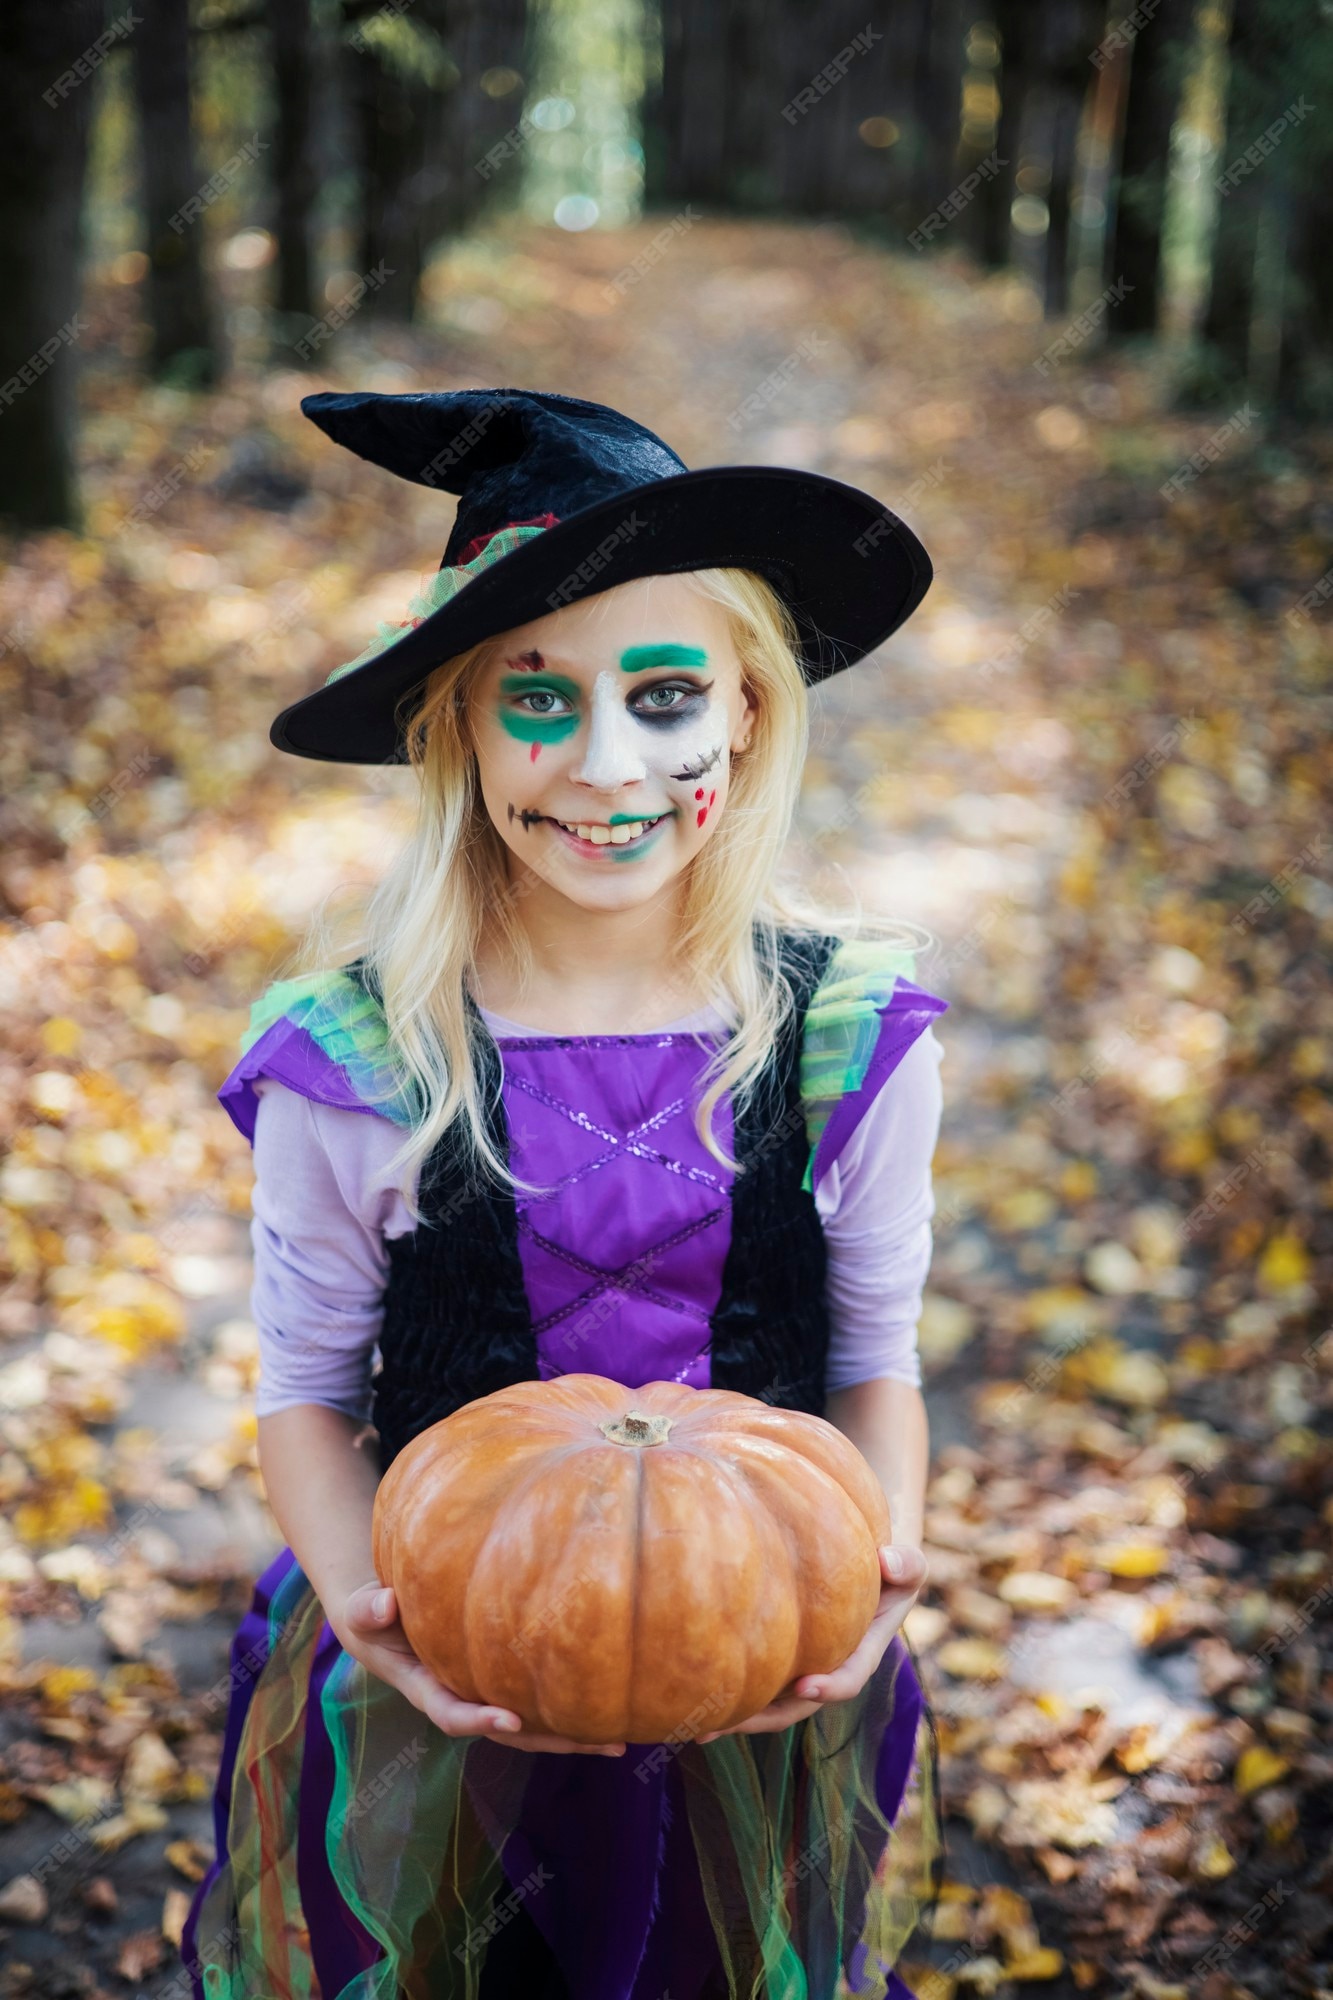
[547, 811, 671, 854]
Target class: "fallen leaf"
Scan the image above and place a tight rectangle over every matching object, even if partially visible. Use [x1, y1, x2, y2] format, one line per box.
[937, 1637, 1009, 1681]
[0, 1872, 48, 1923]
[996, 1571, 1075, 1613]
[116, 1929, 165, 1980]
[1234, 1745, 1291, 1796]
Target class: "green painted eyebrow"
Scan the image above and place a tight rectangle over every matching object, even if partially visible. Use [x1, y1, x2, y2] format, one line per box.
[618, 644, 709, 674]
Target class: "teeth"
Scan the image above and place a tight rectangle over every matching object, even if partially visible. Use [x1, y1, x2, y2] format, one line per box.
[556, 815, 661, 843]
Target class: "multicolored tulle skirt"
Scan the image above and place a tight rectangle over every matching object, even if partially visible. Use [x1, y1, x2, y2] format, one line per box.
[180, 1547, 942, 1999]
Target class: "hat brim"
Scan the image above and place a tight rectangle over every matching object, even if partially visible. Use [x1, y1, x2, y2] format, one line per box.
[270, 465, 931, 764]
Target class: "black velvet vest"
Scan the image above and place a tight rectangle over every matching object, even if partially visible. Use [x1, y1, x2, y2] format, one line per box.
[352, 932, 838, 1474]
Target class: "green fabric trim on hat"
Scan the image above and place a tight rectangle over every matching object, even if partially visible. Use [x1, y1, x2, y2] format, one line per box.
[798, 937, 921, 1190]
[325, 523, 553, 686]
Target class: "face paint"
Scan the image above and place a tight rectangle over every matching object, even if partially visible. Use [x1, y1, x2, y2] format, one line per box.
[507, 804, 545, 830]
[671, 743, 723, 782]
[498, 670, 581, 747]
[696, 788, 717, 828]
[619, 643, 709, 674]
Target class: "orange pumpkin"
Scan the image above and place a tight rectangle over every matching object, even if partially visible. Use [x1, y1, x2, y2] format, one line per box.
[371, 1372, 891, 1743]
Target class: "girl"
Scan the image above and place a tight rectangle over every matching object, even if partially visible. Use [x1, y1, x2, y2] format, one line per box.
[181, 386, 949, 2000]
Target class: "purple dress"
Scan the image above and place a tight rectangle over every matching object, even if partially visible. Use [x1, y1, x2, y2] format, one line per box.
[181, 994, 945, 2000]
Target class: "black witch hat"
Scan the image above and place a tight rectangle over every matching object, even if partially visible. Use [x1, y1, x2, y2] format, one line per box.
[270, 386, 933, 764]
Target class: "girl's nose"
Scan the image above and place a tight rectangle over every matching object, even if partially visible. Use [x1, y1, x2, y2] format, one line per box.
[571, 672, 647, 791]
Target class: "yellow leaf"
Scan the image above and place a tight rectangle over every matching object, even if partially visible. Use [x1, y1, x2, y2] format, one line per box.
[1234, 1746, 1290, 1796]
[40, 1666, 99, 1706]
[932, 1900, 973, 1942]
[997, 1572, 1075, 1614]
[41, 1018, 83, 1057]
[980, 1884, 1033, 1931]
[1059, 1160, 1098, 1202]
[1090, 1541, 1168, 1579]
[14, 1477, 112, 1548]
[1004, 1948, 1064, 1980]
[991, 1187, 1058, 1232]
[37, 1775, 116, 1823]
[937, 1638, 1008, 1681]
[936, 1880, 978, 1904]
[1257, 1235, 1310, 1292]
[1193, 1833, 1235, 1878]
[67, 1272, 185, 1353]
[1078, 1339, 1169, 1407]
[164, 1838, 211, 1883]
[122, 1732, 181, 1803]
[162, 1885, 192, 1946]
[1024, 1287, 1097, 1335]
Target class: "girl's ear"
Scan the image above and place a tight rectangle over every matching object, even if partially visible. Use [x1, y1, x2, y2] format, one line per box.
[731, 682, 757, 756]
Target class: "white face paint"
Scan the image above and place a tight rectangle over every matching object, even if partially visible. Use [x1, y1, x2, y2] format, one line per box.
[468, 574, 754, 915]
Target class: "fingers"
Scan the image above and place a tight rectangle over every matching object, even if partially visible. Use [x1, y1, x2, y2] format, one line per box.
[342, 1580, 398, 1636]
[340, 1586, 626, 1753]
[878, 1543, 929, 1593]
[367, 1653, 626, 1754]
[697, 1697, 822, 1743]
[483, 1729, 628, 1757]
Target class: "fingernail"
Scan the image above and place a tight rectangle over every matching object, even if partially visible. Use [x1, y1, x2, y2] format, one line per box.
[881, 1546, 905, 1578]
[803, 1684, 823, 1701]
[491, 1713, 522, 1732]
[373, 1588, 392, 1618]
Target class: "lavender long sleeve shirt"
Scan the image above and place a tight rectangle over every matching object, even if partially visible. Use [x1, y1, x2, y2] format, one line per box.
[248, 1003, 945, 1422]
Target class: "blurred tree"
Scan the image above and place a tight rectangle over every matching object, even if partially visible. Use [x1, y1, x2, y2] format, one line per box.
[339, 0, 531, 323]
[269, 0, 318, 321]
[0, 0, 104, 530]
[976, 0, 1028, 268]
[1203, 0, 1333, 411]
[645, 0, 965, 227]
[131, 0, 224, 387]
[1107, 0, 1194, 336]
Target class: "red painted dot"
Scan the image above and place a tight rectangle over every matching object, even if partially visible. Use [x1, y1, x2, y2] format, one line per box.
[529, 742, 541, 762]
[696, 807, 707, 827]
[695, 787, 704, 800]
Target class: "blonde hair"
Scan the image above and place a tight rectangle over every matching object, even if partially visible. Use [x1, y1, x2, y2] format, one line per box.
[292, 567, 921, 1220]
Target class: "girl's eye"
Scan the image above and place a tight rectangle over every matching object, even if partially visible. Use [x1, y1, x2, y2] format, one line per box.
[519, 689, 571, 715]
[635, 683, 702, 713]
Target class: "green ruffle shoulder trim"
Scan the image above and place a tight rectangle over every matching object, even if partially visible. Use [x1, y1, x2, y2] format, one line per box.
[241, 965, 420, 1127]
[798, 937, 939, 1195]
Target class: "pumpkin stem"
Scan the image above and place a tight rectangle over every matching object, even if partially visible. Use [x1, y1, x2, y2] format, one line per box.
[599, 1409, 674, 1448]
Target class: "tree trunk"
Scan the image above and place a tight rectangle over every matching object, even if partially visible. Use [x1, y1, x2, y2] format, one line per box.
[1043, 76, 1080, 316]
[909, 0, 965, 225]
[1201, 0, 1256, 387]
[268, 0, 316, 322]
[0, 0, 103, 530]
[1280, 172, 1333, 412]
[131, 0, 223, 388]
[1108, 0, 1193, 335]
[977, 0, 1028, 269]
[340, 0, 530, 326]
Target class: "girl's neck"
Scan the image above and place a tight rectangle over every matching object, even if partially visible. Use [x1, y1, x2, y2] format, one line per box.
[471, 879, 709, 1036]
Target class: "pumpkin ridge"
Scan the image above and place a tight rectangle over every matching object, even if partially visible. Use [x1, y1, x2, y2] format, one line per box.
[702, 1438, 806, 1687]
[458, 1435, 597, 1702]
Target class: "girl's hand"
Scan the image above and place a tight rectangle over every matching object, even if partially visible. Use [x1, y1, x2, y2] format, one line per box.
[333, 1581, 628, 1758]
[693, 1543, 928, 1744]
